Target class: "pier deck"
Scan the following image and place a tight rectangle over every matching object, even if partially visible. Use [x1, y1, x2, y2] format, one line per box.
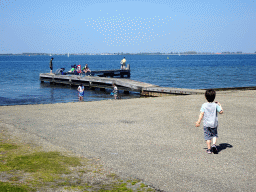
[39, 73, 205, 96]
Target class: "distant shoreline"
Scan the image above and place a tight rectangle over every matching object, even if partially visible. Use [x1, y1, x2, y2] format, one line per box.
[1, 53, 256, 56]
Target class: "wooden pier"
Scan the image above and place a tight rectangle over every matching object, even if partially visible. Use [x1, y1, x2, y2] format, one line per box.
[40, 73, 205, 96]
[141, 86, 205, 96]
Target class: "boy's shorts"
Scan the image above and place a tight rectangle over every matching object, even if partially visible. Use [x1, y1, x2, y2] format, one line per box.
[204, 127, 218, 140]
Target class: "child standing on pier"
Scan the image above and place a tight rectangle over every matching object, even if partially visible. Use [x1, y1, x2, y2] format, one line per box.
[49, 57, 54, 74]
[120, 57, 126, 69]
[77, 84, 84, 101]
[195, 89, 223, 154]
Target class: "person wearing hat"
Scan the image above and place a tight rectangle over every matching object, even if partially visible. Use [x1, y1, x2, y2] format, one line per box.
[49, 57, 54, 74]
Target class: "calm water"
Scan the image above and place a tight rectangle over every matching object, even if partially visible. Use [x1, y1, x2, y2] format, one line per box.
[0, 54, 255, 106]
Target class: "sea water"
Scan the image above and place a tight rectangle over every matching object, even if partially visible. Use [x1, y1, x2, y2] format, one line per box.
[0, 54, 255, 106]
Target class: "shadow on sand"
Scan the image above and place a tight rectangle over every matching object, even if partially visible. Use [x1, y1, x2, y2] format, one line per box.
[217, 143, 233, 153]
[204, 143, 233, 154]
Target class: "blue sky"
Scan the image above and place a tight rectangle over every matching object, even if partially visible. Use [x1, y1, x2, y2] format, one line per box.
[1, 0, 255, 54]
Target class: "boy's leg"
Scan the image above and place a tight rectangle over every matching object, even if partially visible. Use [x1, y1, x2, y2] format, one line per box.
[212, 137, 217, 145]
[206, 140, 212, 154]
[204, 127, 212, 153]
[206, 140, 211, 150]
[211, 137, 218, 154]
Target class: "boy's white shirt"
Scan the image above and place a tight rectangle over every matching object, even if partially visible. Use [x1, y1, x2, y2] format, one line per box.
[200, 102, 222, 128]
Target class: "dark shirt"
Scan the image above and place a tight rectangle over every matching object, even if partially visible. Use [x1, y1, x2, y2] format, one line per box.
[49, 59, 53, 68]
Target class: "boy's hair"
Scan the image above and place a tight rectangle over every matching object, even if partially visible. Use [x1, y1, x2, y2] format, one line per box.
[205, 89, 216, 102]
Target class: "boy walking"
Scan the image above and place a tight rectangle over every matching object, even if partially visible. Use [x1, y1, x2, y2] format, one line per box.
[195, 89, 223, 154]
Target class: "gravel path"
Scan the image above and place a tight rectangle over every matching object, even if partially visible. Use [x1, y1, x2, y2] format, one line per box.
[1, 90, 255, 191]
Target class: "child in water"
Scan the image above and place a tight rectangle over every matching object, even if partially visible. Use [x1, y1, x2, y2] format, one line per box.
[112, 83, 118, 99]
[77, 84, 84, 101]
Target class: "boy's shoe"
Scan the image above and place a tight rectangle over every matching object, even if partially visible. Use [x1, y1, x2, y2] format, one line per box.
[206, 149, 212, 154]
[211, 144, 218, 154]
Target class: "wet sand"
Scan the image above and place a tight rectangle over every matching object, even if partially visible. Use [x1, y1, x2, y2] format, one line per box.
[1, 90, 255, 191]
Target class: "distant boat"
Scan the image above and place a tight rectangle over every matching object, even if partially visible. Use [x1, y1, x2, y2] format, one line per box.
[68, 53, 69, 57]
[167, 57, 169, 59]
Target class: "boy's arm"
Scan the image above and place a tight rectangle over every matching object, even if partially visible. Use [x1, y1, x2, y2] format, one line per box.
[195, 112, 204, 127]
[216, 102, 223, 114]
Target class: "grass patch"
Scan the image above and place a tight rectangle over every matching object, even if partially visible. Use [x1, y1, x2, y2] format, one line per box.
[2, 151, 81, 174]
[0, 181, 32, 192]
[0, 143, 18, 151]
[0, 129, 155, 191]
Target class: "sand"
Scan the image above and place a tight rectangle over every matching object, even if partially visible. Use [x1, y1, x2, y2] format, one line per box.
[0, 90, 255, 191]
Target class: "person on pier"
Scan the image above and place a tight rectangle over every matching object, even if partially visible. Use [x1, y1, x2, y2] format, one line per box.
[120, 57, 126, 69]
[76, 64, 82, 74]
[82, 64, 91, 74]
[49, 57, 54, 74]
[68, 64, 76, 73]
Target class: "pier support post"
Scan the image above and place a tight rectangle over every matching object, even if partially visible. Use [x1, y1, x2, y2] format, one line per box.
[89, 81, 95, 90]
[140, 90, 148, 96]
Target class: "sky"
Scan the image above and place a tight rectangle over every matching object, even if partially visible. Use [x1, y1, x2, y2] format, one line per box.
[0, 0, 256, 54]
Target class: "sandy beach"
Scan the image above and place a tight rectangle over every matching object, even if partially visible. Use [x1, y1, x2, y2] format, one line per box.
[1, 90, 255, 191]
